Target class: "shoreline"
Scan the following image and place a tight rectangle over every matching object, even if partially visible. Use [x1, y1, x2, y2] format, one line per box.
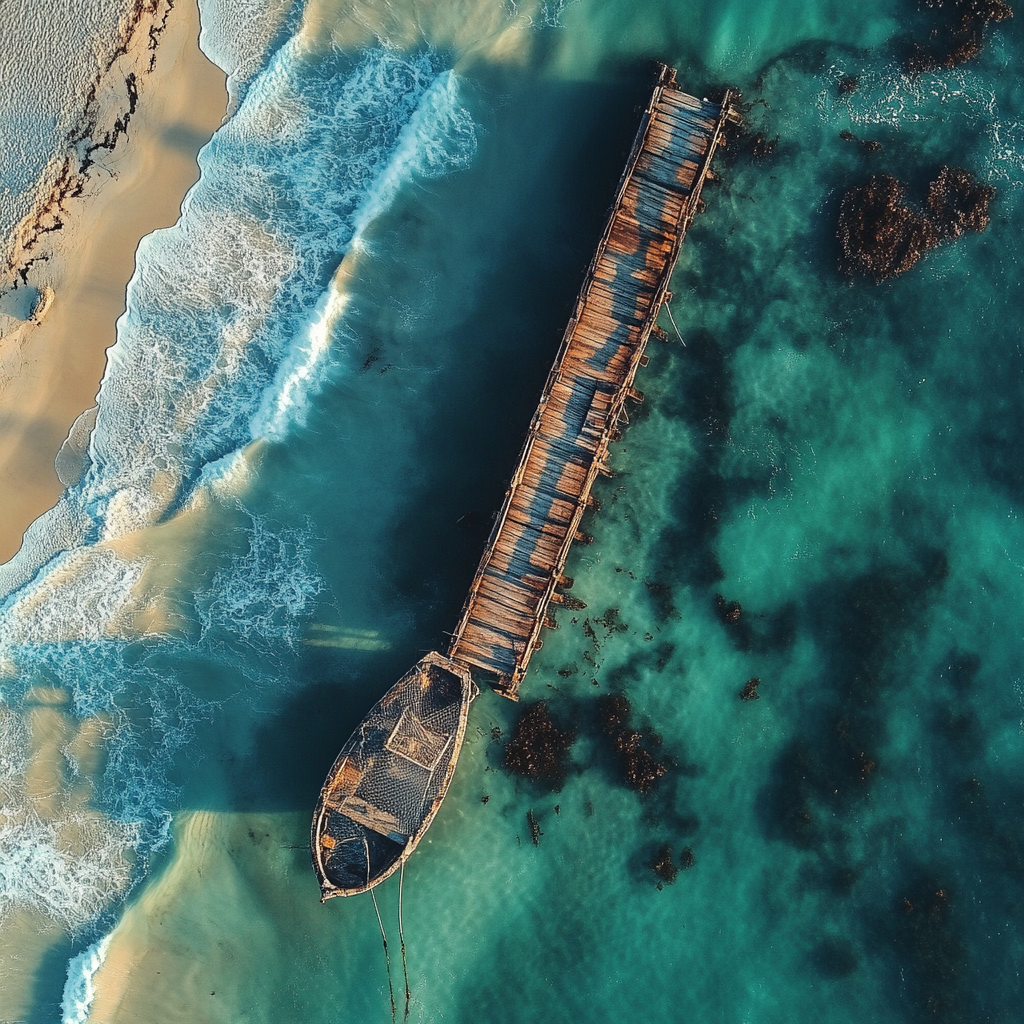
[0, 0, 227, 568]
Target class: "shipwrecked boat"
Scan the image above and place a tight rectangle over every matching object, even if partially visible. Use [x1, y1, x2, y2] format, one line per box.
[311, 652, 477, 899]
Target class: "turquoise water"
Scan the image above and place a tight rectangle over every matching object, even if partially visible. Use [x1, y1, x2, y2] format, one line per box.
[0, 1, 1022, 1022]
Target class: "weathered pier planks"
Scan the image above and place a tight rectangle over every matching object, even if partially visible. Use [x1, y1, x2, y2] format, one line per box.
[448, 67, 735, 699]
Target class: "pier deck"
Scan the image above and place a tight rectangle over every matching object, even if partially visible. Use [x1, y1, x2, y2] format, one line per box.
[448, 68, 735, 699]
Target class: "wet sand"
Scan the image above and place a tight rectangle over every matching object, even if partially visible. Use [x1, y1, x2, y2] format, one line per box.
[0, 0, 227, 565]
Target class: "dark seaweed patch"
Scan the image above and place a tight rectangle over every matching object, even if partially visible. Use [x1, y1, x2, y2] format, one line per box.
[883, 877, 970, 1022]
[526, 809, 543, 846]
[503, 701, 577, 790]
[837, 168, 995, 281]
[652, 843, 678, 886]
[902, 0, 1012, 74]
[739, 677, 761, 701]
[597, 693, 632, 735]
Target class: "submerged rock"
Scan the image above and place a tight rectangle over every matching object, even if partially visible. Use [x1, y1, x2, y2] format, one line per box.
[503, 701, 576, 789]
[838, 168, 995, 281]
[926, 165, 996, 238]
[837, 174, 939, 280]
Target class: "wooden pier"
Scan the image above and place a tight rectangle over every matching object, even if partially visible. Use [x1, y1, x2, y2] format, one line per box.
[448, 67, 736, 699]
[312, 67, 737, 899]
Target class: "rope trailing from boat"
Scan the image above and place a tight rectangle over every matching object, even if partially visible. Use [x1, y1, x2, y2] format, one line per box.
[370, 887, 397, 1023]
[399, 861, 411, 1023]
[664, 301, 687, 347]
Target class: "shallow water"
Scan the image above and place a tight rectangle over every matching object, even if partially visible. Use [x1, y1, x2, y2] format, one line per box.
[0, 1, 1021, 1022]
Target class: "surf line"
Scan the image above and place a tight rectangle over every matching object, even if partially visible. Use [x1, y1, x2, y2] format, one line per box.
[311, 65, 739, 901]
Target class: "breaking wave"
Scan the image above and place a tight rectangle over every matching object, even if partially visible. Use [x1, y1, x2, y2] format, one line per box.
[0, 39, 477, 940]
[61, 933, 112, 1024]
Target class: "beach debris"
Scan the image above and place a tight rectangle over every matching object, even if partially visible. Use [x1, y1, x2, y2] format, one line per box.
[904, 0, 1012, 74]
[503, 701, 577, 789]
[837, 168, 995, 281]
[652, 844, 678, 886]
[739, 677, 761, 701]
[526, 809, 543, 846]
[715, 593, 743, 625]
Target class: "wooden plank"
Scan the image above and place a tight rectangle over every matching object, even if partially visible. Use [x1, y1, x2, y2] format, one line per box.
[339, 796, 408, 841]
[447, 81, 734, 697]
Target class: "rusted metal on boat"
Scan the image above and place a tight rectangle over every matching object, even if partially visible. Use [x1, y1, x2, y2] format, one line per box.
[311, 653, 477, 900]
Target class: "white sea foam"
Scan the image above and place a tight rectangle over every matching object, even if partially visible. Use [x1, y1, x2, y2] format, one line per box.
[350, 68, 479, 235]
[1, 548, 143, 645]
[4, 48, 478, 607]
[198, 0, 297, 104]
[196, 509, 325, 653]
[251, 276, 351, 442]
[0, 814, 141, 930]
[61, 932, 113, 1024]
[0, 22, 477, 955]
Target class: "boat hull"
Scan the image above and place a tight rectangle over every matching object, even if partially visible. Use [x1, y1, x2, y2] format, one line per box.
[311, 652, 477, 899]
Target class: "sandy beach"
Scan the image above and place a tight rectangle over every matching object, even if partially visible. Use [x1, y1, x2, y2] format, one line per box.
[0, 0, 226, 566]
